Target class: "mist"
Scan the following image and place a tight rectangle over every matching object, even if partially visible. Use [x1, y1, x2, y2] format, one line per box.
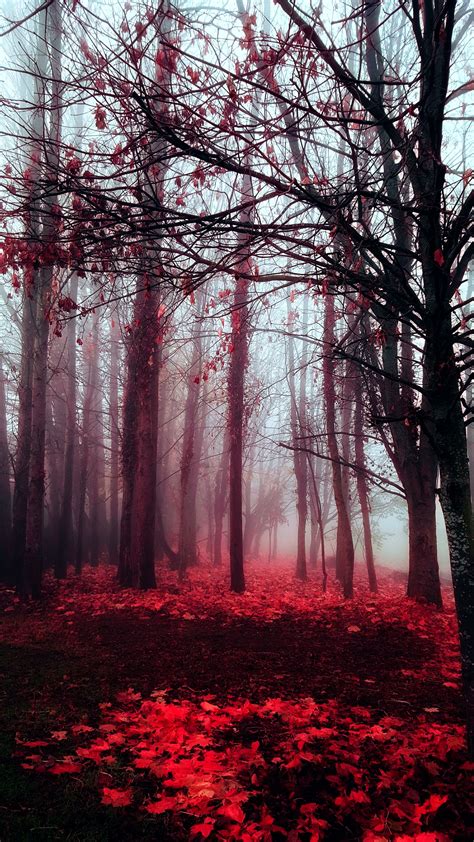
[0, 0, 472, 837]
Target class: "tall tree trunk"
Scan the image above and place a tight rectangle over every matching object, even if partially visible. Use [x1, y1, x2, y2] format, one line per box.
[0, 361, 11, 582]
[323, 294, 354, 598]
[75, 356, 93, 575]
[12, 295, 36, 595]
[23, 0, 62, 597]
[377, 316, 441, 605]
[338, 314, 356, 582]
[309, 506, 318, 570]
[154, 355, 168, 561]
[87, 317, 107, 567]
[179, 303, 203, 575]
[466, 264, 474, 507]
[119, 287, 161, 589]
[228, 287, 247, 591]
[55, 274, 78, 578]
[45, 362, 65, 563]
[186, 388, 207, 566]
[427, 317, 474, 755]
[227, 172, 254, 593]
[287, 301, 307, 581]
[108, 318, 119, 565]
[12, 21, 47, 595]
[213, 433, 228, 567]
[354, 377, 377, 593]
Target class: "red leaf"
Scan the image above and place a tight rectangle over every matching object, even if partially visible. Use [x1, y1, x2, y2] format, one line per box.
[413, 793, 448, 821]
[101, 787, 133, 807]
[433, 248, 444, 266]
[49, 761, 82, 775]
[190, 818, 216, 838]
[217, 803, 245, 824]
[145, 796, 178, 814]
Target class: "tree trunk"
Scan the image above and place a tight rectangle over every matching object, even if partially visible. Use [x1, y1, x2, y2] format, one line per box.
[227, 172, 253, 593]
[24, 269, 53, 598]
[0, 362, 11, 582]
[426, 321, 474, 755]
[108, 319, 119, 565]
[12, 295, 36, 595]
[323, 294, 354, 598]
[22, 0, 62, 598]
[119, 286, 161, 589]
[179, 304, 203, 576]
[213, 434, 228, 567]
[287, 301, 307, 581]
[354, 378, 377, 593]
[75, 356, 93, 575]
[55, 274, 78, 579]
[228, 287, 247, 591]
[87, 317, 107, 567]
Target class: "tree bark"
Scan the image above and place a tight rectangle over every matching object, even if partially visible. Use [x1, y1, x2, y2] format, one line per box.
[323, 294, 354, 598]
[119, 286, 161, 589]
[0, 361, 11, 582]
[354, 374, 377, 593]
[287, 301, 307, 581]
[75, 355, 93, 575]
[213, 433, 228, 567]
[23, 0, 62, 598]
[179, 302, 203, 575]
[108, 318, 119, 565]
[227, 173, 253, 593]
[55, 274, 78, 578]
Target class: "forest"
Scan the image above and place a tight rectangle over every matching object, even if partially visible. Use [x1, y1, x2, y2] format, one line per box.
[0, 0, 472, 838]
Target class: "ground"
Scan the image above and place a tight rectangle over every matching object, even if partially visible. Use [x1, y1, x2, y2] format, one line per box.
[0, 562, 472, 841]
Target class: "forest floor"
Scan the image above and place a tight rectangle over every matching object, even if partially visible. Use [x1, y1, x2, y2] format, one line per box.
[0, 562, 472, 842]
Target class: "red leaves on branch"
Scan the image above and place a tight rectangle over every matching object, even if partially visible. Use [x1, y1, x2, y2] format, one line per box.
[95, 106, 107, 130]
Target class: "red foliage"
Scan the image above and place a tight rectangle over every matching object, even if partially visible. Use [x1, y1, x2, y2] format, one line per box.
[5, 564, 471, 839]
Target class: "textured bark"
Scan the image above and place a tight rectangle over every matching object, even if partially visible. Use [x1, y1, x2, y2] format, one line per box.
[426, 320, 474, 754]
[213, 434, 228, 567]
[309, 504, 318, 570]
[466, 267, 474, 508]
[186, 391, 207, 565]
[153, 371, 179, 570]
[108, 320, 119, 565]
[323, 295, 354, 598]
[130, 336, 159, 589]
[0, 362, 11, 582]
[12, 25, 47, 595]
[243, 436, 257, 556]
[45, 358, 65, 558]
[12, 295, 36, 594]
[338, 316, 356, 582]
[87, 318, 107, 567]
[380, 317, 441, 604]
[228, 281, 247, 592]
[75, 358, 93, 575]
[119, 288, 161, 589]
[179, 304, 203, 575]
[287, 304, 307, 581]
[23, 1, 62, 598]
[227, 172, 253, 593]
[154, 361, 168, 561]
[354, 382, 377, 593]
[55, 275, 77, 578]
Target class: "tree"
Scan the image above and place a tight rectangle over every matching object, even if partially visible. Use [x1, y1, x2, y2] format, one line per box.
[0, 358, 11, 582]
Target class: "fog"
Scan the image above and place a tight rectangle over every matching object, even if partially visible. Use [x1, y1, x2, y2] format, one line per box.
[0, 0, 471, 605]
